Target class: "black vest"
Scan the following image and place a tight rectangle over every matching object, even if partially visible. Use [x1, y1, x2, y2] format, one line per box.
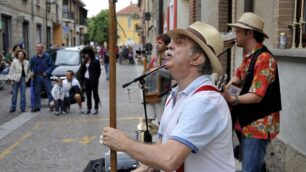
[231, 46, 282, 127]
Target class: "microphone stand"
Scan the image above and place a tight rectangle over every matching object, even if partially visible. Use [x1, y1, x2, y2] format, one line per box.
[122, 65, 165, 143]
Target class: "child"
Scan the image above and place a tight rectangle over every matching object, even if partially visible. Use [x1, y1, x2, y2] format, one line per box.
[51, 77, 69, 115]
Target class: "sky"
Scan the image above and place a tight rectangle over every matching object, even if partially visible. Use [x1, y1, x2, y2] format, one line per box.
[82, 0, 139, 17]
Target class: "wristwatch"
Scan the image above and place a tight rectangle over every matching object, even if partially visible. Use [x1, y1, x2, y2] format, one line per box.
[232, 95, 239, 105]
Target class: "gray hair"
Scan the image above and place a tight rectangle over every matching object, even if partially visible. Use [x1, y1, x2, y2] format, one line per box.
[191, 43, 212, 75]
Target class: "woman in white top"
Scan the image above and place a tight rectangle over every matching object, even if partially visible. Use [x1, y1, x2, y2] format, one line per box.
[9, 50, 30, 112]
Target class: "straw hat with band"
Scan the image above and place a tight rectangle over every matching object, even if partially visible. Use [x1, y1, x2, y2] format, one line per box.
[166, 22, 224, 74]
[228, 12, 269, 39]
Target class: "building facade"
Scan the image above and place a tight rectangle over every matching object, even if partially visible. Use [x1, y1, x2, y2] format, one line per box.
[138, 0, 306, 171]
[0, 0, 87, 58]
[62, 0, 87, 47]
[116, 2, 141, 46]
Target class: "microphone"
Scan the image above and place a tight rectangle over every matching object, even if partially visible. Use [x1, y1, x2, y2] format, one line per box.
[122, 65, 166, 88]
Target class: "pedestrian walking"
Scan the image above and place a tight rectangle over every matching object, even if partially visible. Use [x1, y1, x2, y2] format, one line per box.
[103, 48, 109, 81]
[30, 43, 54, 112]
[118, 45, 124, 64]
[8, 50, 30, 112]
[223, 12, 282, 172]
[103, 22, 235, 172]
[80, 46, 101, 115]
[128, 46, 135, 64]
[51, 77, 69, 115]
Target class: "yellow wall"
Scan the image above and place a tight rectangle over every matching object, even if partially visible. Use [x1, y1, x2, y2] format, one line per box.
[117, 14, 141, 45]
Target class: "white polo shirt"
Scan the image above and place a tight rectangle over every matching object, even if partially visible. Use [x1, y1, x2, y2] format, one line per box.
[158, 75, 235, 172]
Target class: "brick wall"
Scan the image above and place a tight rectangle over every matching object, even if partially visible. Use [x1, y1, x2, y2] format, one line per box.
[218, 0, 231, 75]
[273, 0, 294, 48]
[189, 0, 201, 24]
[219, 0, 229, 32]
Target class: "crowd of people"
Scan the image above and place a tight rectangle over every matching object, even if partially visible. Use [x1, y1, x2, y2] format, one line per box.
[1, 41, 139, 115]
[0, 43, 106, 115]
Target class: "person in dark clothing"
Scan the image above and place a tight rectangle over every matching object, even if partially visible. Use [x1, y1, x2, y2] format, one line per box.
[80, 46, 101, 114]
[30, 43, 54, 112]
[223, 12, 282, 172]
[103, 49, 109, 80]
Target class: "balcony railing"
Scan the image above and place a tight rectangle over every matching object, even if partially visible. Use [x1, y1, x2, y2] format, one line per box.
[80, 18, 87, 25]
[63, 11, 75, 20]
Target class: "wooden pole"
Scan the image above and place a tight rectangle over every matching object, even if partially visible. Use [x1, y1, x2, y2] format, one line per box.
[108, 0, 117, 171]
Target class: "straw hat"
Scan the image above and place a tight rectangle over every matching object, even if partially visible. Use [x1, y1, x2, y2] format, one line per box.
[166, 22, 223, 74]
[228, 12, 269, 38]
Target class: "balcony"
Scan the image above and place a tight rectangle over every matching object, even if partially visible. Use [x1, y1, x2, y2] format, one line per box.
[79, 18, 87, 25]
[63, 11, 75, 20]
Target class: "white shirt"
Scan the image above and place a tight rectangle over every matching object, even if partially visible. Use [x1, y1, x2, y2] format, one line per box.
[63, 78, 81, 90]
[51, 83, 68, 100]
[85, 63, 90, 79]
[158, 75, 235, 172]
[8, 59, 30, 82]
[63, 78, 81, 97]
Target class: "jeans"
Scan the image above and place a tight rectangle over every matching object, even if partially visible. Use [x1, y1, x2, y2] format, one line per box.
[104, 63, 109, 80]
[55, 99, 64, 112]
[11, 77, 26, 111]
[34, 75, 53, 108]
[235, 131, 270, 172]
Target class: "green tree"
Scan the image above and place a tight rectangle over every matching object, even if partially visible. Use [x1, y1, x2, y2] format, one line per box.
[87, 10, 109, 45]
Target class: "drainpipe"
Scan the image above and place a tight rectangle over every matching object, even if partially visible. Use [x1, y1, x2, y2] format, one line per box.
[46, 1, 48, 47]
[32, 0, 34, 20]
[158, 0, 163, 34]
[226, 0, 232, 79]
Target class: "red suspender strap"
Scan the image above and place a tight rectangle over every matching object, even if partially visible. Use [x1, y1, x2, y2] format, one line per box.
[193, 85, 219, 95]
[176, 85, 219, 172]
[165, 96, 172, 106]
[166, 85, 218, 107]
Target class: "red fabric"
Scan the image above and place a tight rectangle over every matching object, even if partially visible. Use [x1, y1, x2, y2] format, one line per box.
[177, 163, 184, 172]
[192, 85, 219, 95]
[165, 85, 219, 107]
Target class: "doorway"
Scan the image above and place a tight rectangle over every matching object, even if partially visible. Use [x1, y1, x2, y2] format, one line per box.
[22, 21, 29, 56]
[1, 15, 11, 55]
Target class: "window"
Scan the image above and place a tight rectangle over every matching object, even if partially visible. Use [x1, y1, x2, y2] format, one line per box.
[36, 0, 40, 9]
[1, 15, 12, 55]
[244, 0, 254, 12]
[189, 0, 200, 24]
[22, 21, 29, 54]
[36, 24, 42, 43]
[47, 27, 51, 48]
[128, 17, 132, 28]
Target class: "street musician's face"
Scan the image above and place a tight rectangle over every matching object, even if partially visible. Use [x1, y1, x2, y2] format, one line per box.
[156, 39, 167, 52]
[234, 27, 251, 47]
[165, 35, 194, 81]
